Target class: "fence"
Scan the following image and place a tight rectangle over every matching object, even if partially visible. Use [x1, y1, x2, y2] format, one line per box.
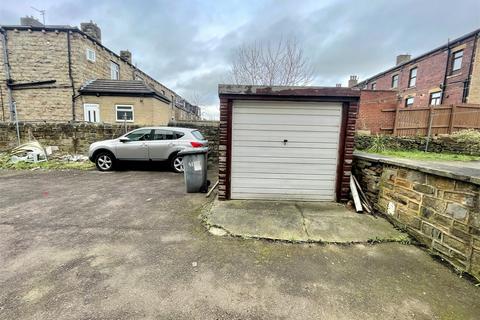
[379, 104, 480, 136]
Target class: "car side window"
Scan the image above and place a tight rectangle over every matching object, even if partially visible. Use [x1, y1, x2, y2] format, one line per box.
[126, 129, 152, 141]
[153, 130, 181, 140]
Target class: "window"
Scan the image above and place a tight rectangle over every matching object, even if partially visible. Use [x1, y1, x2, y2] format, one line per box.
[116, 105, 134, 122]
[430, 91, 442, 106]
[451, 50, 463, 72]
[391, 74, 399, 88]
[126, 129, 152, 141]
[153, 129, 184, 140]
[408, 68, 417, 87]
[86, 49, 96, 62]
[371, 82, 376, 90]
[110, 62, 120, 80]
[83, 104, 100, 122]
[405, 97, 414, 107]
[191, 130, 204, 140]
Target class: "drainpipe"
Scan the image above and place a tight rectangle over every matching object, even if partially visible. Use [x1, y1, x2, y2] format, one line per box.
[1, 27, 20, 145]
[67, 31, 76, 122]
[440, 39, 450, 105]
[463, 32, 479, 103]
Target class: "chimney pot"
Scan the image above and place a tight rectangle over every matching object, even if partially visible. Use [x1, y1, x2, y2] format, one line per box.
[80, 21, 101, 43]
[120, 50, 132, 64]
[348, 75, 358, 88]
[396, 54, 411, 66]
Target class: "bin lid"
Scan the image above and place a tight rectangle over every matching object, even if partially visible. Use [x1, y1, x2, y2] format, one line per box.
[178, 147, 209, 156]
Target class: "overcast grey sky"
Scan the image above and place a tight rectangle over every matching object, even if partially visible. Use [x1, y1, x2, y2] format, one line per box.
[2, 0, 479, 119]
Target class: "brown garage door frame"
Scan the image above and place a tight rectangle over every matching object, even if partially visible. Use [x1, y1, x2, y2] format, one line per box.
[218, 85, 360, 202]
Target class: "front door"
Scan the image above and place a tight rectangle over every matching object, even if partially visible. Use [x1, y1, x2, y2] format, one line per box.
[115, 129, 152, 160]
[146, 129, 177, 160]
[84, 104, 100, 123]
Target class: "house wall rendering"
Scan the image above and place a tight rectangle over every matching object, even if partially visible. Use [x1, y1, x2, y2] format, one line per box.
[0, 19, 200, 124]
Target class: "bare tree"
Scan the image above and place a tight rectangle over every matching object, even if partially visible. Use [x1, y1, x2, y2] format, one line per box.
[230, 38, 313, 86]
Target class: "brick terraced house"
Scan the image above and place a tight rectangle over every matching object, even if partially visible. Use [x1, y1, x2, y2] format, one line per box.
[0, 17, 201, 125]
[353, 28, 480, 108]
[350, 28, 480, 134]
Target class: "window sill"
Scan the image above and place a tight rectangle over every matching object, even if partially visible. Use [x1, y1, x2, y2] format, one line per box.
[116, 120, 134, 123]
[446, 72, 462, 79]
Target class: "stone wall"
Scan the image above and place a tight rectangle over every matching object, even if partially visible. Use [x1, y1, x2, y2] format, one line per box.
[356, 134, 480, 156]
[0, 121, 219, 161]
[0, 122, 140, 154]
[353, 154, 480, 281]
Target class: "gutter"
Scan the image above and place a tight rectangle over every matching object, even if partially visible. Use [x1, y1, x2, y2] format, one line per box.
[0, 27, 20, 144]
[67, 31, 76, 121]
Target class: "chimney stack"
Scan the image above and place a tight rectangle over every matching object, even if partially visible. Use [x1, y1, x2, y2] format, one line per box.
[120, 50, 132, 64]
[336, 83, 342, 87]
[20, 16, 43, 27]
[80, 21, 101, 43]
[396, 54, 411, 66]
[348, 75, 358, 88]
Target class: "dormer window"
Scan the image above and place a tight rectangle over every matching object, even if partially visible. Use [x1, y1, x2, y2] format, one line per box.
[111, 62, 120, 80]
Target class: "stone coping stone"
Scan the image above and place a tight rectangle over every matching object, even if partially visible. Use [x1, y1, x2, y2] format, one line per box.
[205, 200, 407, 243]
[354, 151, 480, 186]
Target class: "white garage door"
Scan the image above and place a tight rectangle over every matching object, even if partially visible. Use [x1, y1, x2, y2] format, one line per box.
[231, 100, 343, 201]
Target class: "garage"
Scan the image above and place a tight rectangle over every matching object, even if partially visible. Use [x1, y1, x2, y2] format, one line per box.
[218, 85, 360, 202]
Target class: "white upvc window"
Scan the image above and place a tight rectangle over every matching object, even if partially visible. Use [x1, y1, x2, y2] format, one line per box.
[111, 61, 120, 80]
[116, 105, 134, 122]
[86, 48, 96, 62]
[84, 104, 100, 123]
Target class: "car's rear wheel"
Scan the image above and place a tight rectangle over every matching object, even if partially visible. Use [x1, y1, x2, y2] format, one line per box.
[171, 155, 184, 173]
[95, 152, 115, 171]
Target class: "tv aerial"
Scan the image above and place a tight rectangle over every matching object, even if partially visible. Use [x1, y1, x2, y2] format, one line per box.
[31, 6, 46, 25]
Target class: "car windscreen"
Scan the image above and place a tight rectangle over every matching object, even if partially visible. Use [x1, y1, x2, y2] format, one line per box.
[191, 130, 205, 140]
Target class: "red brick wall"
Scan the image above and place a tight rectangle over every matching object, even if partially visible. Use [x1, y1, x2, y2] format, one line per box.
[218, 97, 230, 200]
[357, 90, 398, 134]
[357, 34, 477, 108]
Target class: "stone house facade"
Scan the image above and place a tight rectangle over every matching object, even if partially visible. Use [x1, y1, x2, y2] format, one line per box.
[352, 28, 480, 108]
[0, 18, 200, 124]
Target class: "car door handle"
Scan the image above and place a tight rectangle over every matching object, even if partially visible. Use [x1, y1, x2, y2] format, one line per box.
[283, 139, 288, 145]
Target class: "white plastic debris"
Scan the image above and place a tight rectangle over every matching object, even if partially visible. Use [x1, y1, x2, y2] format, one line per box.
[10, 141, 47, 163]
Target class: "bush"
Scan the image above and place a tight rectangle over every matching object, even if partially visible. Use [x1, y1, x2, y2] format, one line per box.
[451, 129, 480, 147]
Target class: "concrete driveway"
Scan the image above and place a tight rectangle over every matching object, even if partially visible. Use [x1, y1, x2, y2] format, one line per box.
[0, 168, 479, 320]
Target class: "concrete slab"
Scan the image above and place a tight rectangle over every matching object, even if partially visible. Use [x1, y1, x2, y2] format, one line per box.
[206, 200, 407, 243]
[207, 200, 308, 241]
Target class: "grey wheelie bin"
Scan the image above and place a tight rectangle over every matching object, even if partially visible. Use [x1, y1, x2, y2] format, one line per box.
[179, 147, 209, 193]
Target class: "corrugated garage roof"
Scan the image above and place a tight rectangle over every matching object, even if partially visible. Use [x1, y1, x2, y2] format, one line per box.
[79, 80, 170, 103]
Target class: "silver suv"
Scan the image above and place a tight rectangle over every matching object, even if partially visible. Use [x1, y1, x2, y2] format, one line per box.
[88, 127, 208, 172]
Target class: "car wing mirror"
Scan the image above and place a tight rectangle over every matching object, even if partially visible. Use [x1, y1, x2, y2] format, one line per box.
[119, 137, 130, 143]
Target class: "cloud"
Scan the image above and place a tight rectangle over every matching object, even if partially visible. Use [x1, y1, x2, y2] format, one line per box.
[2, 0, 479, 119]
